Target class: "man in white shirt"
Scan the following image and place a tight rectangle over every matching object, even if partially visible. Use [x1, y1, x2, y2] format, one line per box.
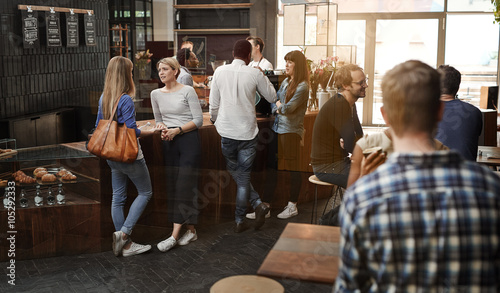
[246, 36, 273, 71]
[209, 40, 277, 233]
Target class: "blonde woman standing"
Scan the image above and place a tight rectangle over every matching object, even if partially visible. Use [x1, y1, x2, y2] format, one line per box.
[151, 57, 203, 252]
[95, 56, 157, 257]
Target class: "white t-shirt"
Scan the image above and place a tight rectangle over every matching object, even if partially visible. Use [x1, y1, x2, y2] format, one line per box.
[248, 57, 273, 71]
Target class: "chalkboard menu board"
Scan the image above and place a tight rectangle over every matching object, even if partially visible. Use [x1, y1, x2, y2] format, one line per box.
[84, 13, 96, 46]
[65, 12, 79, 47]
[21, 10, 39, 49]
[46, 11, 62, 47]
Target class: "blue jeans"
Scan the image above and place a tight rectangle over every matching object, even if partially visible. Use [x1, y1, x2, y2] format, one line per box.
[107, 158, 153, 235]
[221, 136, 262, 224]
[312, 158, 351, 189]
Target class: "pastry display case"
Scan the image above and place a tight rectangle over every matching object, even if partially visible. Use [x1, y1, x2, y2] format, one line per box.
[0, 142, 102, 261]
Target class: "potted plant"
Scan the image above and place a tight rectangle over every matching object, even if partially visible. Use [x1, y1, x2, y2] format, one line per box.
[135, 49, 153, 80]
[493, 1, 500, 23]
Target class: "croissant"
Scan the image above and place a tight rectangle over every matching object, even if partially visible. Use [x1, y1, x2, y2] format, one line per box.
[19, 176, 36, 184]
[15, 174, 27, 182]
[0, 180, 8, 187]
[62, 173, 77, 181]
[12, 170, 25, 178]
[41, 174, 57, 182]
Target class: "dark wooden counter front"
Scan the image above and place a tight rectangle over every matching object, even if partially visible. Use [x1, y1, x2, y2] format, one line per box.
[0, 112, 334, 261]
[114, 111, 333, 242]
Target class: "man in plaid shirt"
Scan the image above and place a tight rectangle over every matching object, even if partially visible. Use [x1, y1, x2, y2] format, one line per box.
[334, 60, 500, 292]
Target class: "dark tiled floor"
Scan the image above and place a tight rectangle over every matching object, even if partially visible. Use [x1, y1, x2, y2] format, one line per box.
[1, 199, 336, 293]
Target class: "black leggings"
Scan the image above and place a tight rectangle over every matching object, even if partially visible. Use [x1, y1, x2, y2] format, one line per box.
[163, 130, 201, 225]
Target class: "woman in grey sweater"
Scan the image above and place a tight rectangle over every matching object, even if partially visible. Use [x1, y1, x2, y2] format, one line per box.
[151, 57, 203, 253]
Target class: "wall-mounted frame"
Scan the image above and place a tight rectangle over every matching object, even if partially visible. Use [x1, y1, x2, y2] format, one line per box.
[181, 36, 207, 70]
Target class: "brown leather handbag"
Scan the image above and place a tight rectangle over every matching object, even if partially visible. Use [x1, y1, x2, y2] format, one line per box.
[87, 95, 139, 163]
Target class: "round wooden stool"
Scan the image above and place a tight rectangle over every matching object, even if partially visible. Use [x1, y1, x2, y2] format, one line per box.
[309, 174, 335, 224]
[210, 275, 284, 293]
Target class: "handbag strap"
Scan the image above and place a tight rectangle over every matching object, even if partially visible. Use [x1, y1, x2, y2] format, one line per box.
[104, 94, 125, 129]
[98, 94, 125, 151]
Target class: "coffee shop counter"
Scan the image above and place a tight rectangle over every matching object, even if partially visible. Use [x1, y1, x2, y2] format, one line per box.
[0, 110, 329, 261]
[132, 111, 329, 225]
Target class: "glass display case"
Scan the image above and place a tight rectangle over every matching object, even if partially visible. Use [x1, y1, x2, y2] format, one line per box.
[0, 142, 102, 261]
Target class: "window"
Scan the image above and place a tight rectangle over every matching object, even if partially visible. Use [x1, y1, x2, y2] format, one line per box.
[372, 18, 439, 124]
[337, 0, 445, 13]
[445, 14, 499, 107]
[338, 20, 366, 122]
[278, 1, 498, 126]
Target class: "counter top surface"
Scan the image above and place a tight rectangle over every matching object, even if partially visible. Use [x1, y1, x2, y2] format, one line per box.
[137, 111, 319, 129]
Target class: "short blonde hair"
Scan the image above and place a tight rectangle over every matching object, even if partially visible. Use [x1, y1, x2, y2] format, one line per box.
[334, 64, 363, 90]
[157, 57, 181, 79]
[382, 60, 441, 136]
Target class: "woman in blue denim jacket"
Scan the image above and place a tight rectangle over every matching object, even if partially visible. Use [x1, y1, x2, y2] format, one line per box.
[95, 56, 158, 257]
[247, 50, 309, 220]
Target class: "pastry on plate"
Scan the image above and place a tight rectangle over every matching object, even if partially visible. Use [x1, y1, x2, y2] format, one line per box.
[18, 175, 36, 184]
[33, 167, 47, 176]
[56, 169, 70, 177]
[35, 170, 48, 178]
[61, 173, 77, 181]
[41, 174, 57, 182]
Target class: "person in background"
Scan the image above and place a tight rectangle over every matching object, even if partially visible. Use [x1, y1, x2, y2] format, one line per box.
[347, 128, 449, 187]
[246, 36, 273, 71]
[246, 50, 309, 220]
[310, 64, 365, 189]
[180, 41, 193, 51]
[95, 56, 158, 257]
[209, 40, 277, 233]
[435, 65, 482, 161]
[151, 57, 203, 252]
[176, 48, 199, 87]
[335, 60, 500, 292]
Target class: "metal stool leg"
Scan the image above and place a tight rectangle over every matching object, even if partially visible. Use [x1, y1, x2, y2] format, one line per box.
[311, 185, 318, 224]
[321, 186, 344, 217]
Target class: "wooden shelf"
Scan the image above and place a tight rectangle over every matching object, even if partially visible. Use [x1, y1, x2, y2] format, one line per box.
[174, 28, 250, 34]
[174, 3, 253, 9]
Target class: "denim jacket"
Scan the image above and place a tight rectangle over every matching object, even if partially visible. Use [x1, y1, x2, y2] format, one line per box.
[272, 78, 309, 138]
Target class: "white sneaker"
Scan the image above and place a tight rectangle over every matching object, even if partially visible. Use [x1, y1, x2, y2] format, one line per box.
[177, 230, 198, 246]
[157, 236, 177, 252]
[122, 242, 151, 257]
[112, 231, 128, 256]
[277, 202, 298, 219]
[246, 210, 271, 219]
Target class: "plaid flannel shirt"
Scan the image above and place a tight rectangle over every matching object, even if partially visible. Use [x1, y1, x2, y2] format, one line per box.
[334, 151, 500, 293]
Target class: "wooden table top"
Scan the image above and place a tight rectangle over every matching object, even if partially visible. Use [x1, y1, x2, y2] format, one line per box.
[477, 146, 500, 167]
[257, 223, 340, 284]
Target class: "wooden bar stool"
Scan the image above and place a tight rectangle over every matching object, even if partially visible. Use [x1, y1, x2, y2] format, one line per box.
[308, 175, 343, 224]
[210, 275, 284, 293]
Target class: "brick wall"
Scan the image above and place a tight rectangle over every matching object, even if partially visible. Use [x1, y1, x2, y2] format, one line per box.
[0, 0, 109, 136]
